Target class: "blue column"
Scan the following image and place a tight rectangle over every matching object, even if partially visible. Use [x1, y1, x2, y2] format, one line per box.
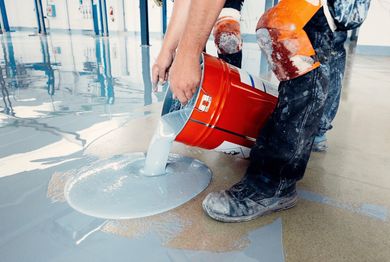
[95, 39, 105, 96]
[162, 0, 167, 35]
[141, 46, 152, 105]
[39, 36, 55, 95]
[91, 0, 100, 35]
[0, 0, 10, 32]
[95, 38, 114, 104]
[139, 0, 150, 46]
[2, 34, 17, 88]
[101, 38, 114, 104]
[0, 66, 14, 115]
[98, 0, 109, 36]
[33, 0, 47, 34]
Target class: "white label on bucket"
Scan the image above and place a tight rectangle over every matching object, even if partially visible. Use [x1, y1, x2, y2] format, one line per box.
[237, 69, 278, 98]
[199, 94, 212, 112]
[213, 141, 251, 158]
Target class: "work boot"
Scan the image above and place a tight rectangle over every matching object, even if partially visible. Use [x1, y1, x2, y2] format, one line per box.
[202, 177, 298, 222]
[312, 134, 328, 152]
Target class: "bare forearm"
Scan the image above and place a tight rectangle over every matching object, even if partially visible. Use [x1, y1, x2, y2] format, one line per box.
[161, 0, 191, 52]
[176, 0, 226, 58]
[168, 0, 226, 104]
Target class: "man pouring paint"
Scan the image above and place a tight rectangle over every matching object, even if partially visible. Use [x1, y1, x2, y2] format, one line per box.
[153, 0, 371, 222]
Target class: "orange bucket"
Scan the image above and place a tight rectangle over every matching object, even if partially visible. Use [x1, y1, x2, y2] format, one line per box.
[161, 53, 278, 158]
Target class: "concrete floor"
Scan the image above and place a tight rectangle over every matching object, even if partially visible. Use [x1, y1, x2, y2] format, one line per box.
[0, 31, 389, 262]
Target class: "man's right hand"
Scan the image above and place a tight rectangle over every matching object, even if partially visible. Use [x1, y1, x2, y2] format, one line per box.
[168, 51, 201, 104]
[152, 49, 175, 91]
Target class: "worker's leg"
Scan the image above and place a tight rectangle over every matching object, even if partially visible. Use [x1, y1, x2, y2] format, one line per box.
[213, 0, 244, 68]
[313, 31, 348, 152]
[203, 8, 334, 222]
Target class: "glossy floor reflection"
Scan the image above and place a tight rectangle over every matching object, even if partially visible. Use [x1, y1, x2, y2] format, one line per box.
[1, 31, 390, 262]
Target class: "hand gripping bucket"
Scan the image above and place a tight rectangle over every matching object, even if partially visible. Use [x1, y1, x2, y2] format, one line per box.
[161, 53, 278, 158]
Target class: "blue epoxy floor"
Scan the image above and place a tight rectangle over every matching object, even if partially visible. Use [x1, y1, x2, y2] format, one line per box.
[1, 31, 390, 262]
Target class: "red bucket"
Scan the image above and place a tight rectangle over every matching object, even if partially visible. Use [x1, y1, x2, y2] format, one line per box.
[161, 53, 278, 158]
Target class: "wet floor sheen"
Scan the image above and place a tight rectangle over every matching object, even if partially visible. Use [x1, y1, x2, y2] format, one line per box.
[1, 31, 390, 262]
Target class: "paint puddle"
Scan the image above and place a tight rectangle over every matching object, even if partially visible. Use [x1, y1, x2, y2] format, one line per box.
[65, 101, 212, 219]
[64, 153, 212, 219]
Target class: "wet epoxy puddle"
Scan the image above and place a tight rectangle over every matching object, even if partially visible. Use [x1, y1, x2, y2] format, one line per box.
[64, 153, 211, 219]
[61, 79, 215, 219]
[65, 102, 212, 219]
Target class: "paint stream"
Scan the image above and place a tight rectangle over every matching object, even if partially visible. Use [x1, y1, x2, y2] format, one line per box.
[143, 108, 191, 176]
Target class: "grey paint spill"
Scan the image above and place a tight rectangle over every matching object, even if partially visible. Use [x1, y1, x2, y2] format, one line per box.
[359, 203, 388, 221]
[243, 217, 285, 262]
[64, 153, 212, 219]
[0, 32, 288, 262]
[0, 154, 284, 262]
[298, 190, 388, 221]
[104, 218, 285, 262]
[0, 158, 284, 262]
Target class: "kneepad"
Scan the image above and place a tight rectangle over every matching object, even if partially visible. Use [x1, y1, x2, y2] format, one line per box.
[256, 0, 322, 81]
[213, 8, 242, 55]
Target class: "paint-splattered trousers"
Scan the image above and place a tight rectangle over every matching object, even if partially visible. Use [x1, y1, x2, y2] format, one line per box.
[317, 31, 348, 137]
[246, 9, 334, 183]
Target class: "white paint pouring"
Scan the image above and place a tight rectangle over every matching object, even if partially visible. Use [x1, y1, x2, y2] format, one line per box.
[64, 106, 212, 219]
[143, 108, 191, 176]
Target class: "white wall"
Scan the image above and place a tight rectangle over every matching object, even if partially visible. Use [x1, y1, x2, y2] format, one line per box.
[106, 0, 125, 32]
[9, 35, 43, 64]
[241, 0, 266, 34]
[42, 0, 69, 30]
[4, 0, 266, 34]
[5, 0, 93, 31]
[65, 0, 94, 30]
[4, 0, 36, 29]
[123, 0, 139, 32]
[357, 0, 390, 47]
[124, 0, 163, 33]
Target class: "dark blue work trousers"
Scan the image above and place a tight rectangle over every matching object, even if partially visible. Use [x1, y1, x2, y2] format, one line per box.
[247, 9, 335, 183]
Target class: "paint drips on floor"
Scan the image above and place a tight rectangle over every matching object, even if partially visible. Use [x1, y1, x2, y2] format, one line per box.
[298, 190, 389, 221]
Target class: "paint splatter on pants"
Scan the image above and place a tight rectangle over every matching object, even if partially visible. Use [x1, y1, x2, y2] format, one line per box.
[317, 31, 348, 137]
[246, 9, 334, 183]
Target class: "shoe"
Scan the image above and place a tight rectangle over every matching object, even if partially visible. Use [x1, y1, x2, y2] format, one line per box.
[312, 135, 328, 152]
[202, 178, 298, 222]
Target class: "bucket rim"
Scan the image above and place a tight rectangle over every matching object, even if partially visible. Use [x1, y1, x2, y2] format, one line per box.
[160, 53, 207, 136]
